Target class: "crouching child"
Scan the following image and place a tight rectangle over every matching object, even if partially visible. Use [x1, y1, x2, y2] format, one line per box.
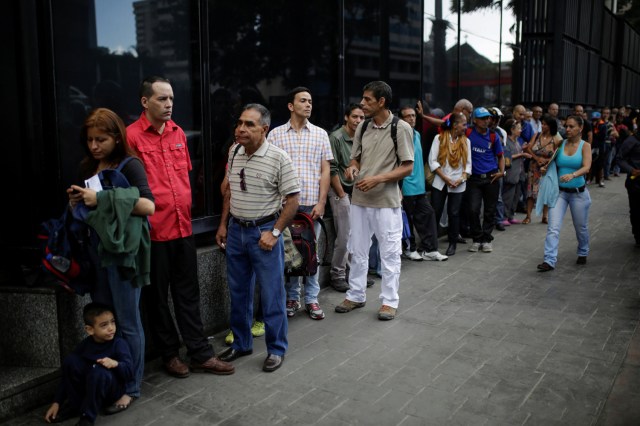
[44, 302, 133, 426]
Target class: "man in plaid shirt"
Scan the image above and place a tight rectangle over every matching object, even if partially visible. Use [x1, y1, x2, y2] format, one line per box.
[267, 87, 333, 320]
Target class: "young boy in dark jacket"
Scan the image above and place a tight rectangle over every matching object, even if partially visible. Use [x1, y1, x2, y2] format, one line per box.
[44, 302, 133, 426]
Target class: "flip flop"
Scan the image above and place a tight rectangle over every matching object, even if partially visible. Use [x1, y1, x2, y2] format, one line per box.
[105, 395, 136, 415]
[522, 217, 531, 224]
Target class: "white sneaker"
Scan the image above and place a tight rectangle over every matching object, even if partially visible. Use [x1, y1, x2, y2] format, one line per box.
[481, 242, 493, 252]
[468, 242, 482, 252]
[403, 250, 423, 261]
[420, 251, 448, 261]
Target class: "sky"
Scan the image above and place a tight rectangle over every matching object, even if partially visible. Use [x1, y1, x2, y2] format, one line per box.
[95, 0, 137, 55]
[95, 0, 517, 63]
[424, 2, 517, 63]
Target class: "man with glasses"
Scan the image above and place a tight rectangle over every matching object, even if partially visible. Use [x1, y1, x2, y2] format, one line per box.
[216, 104, 300, 372]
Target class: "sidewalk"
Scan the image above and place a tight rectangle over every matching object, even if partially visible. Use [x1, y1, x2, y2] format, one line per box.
[8, 177, 640, 426]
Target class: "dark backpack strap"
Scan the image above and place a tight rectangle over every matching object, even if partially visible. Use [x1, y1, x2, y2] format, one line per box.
[359, 117, 402, 166]
[390, 116, 400, 165]
[466, 127, 497, 144]
[357, 119, 371, 144]
[116, 156, 136, 172]
[229, 144, 242, 174]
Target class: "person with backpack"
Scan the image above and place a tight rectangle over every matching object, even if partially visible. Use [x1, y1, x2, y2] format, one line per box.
[216, 104, 300, 372]
[465, 107, 505, 253]
[67, 108, 154, 413]
[334, 81, 414, 321]
[267, 87, 334, 321]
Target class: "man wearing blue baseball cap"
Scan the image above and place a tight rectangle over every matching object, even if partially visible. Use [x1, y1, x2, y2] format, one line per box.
[466, 107, 506, 253]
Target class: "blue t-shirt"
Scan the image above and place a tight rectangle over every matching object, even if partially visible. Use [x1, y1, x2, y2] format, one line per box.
[557, 140, 586, 189]
[402, 130, 425, 196]
[469, 128, 504, 175]
[518, 120, 534, 146]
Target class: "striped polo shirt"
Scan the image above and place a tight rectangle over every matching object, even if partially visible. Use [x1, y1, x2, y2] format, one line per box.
[227, 141, 300, 220]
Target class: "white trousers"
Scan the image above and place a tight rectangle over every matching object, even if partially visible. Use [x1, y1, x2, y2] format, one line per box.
[347, 205, 402, 308]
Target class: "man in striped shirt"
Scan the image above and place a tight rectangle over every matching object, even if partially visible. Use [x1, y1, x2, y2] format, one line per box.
[268, 87, 334, 320]
[216, 104, 300, 373]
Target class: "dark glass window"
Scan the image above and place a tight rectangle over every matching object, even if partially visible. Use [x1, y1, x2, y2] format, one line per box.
[344, 0, 420, 111]
[206, 0, 341, 210]
[50, 0, 204, 217]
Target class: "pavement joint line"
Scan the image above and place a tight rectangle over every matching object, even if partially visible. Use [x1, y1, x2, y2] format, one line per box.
[400, 386, 426, 413]
[316, 398, 347, 423]
[518, 371, 546, 409]
[301, 349, 329, 365]
[286, 386, 315, 407]
[549, 317, 567, 337]
[373, 388, 393, 405]
[376, 365, 406, 388]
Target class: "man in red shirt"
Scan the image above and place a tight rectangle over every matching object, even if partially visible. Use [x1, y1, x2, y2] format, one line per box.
[127, 76, 234, 378]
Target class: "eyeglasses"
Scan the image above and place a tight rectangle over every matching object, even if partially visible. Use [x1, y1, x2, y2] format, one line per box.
[239, 168, 246, 191]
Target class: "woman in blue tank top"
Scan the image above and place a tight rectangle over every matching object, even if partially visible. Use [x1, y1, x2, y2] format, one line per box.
[538, 115, 593, 271]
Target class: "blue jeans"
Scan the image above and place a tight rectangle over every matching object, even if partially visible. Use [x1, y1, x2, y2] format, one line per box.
[226, 219, 287, 356]
[286, 206, 321, 305]
[368, 235, 382, 275]
[91, 265, 143, 398]
[543, 189, 591, 267]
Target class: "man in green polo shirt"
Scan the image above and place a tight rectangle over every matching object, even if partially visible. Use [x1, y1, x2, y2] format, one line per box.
[328, 104, 364, 292]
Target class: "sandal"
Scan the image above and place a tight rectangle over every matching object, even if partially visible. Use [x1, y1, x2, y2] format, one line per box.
[522, 217, 531, 224]
[105, 395, 136, 415]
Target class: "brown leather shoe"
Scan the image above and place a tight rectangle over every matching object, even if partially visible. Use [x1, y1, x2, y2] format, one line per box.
[164, 356, 190, 378]
[191, 357, 235, 375]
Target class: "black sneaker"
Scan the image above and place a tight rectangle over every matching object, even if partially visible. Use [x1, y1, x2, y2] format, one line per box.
[576, 256, 587, 265]
[331, 278, 349, 292]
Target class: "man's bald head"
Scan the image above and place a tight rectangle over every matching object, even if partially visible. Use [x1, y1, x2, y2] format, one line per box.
[453, 99, 473, 120]
[513, 104, 526, 121]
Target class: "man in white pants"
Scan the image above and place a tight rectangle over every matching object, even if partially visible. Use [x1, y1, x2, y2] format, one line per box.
[334, 81, 414, 321]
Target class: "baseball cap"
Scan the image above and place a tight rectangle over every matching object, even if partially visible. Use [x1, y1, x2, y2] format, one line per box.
[591, 111, 601, 119]
[473, 107, 491, 119]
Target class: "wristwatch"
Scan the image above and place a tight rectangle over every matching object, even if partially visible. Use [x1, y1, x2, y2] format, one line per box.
[501, 170, 506, 176]
[271, 228, 281, 238]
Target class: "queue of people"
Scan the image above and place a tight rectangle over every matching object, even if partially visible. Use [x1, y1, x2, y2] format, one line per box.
[44, 74, 639, 425]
